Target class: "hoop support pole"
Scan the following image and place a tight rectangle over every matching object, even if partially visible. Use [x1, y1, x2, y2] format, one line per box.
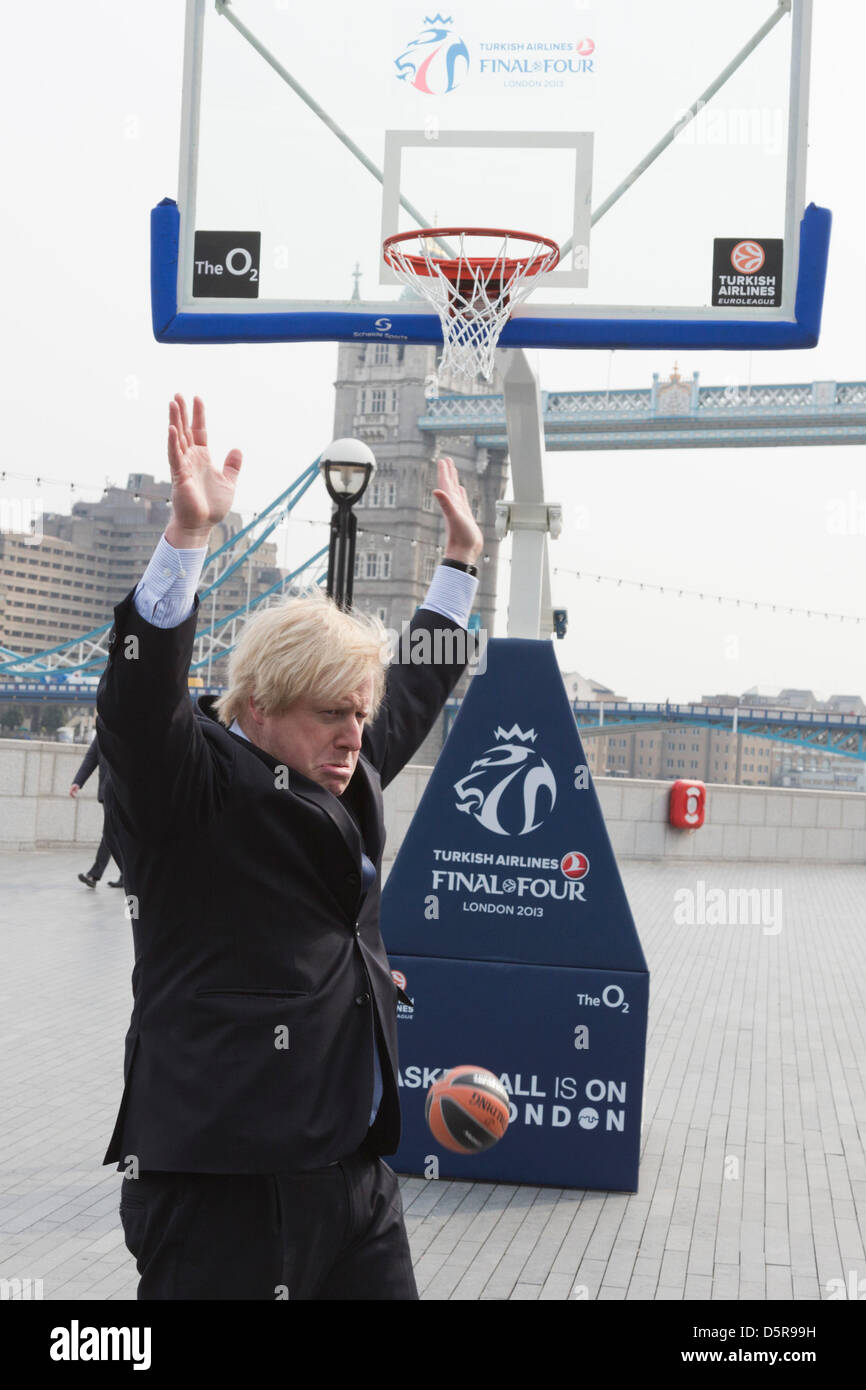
[498, 350, 560, 640]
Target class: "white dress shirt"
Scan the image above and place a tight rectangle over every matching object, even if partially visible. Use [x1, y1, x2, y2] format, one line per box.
[133, 533, 478, 630]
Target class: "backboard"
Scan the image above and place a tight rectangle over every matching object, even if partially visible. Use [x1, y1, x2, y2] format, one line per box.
[151, 0, 829, 352]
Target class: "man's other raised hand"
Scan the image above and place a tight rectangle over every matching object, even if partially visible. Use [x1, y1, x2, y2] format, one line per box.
[165, 395, 243, 550]
[431, 456, 483, 566]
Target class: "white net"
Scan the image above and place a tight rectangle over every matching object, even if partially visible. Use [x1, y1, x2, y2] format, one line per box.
[383, 230, 559, 384]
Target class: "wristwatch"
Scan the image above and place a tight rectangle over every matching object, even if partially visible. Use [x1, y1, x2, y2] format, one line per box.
[440, 557, 479, 578]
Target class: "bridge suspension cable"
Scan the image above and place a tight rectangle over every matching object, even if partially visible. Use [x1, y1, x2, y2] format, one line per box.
[0, 460, 328, 679]
[552, 566, 865, 624]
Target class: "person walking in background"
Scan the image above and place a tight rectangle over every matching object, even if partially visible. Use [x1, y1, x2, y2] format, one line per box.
[69, 731, 124, 889]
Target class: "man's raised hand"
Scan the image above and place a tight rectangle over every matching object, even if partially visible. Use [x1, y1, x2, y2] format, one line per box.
[432, 456, 483, 566]
[165, 395, 243, 549]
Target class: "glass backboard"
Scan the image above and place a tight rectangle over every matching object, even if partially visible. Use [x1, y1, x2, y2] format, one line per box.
[151, 0, 829, 351]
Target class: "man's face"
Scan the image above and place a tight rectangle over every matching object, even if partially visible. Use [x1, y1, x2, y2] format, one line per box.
[245, 675, 374, 796]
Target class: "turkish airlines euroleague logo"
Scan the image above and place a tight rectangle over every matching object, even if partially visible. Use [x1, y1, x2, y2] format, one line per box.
[730, 240, 765, 274]
[712, 235, 782, 307]
[392, 969, 415, 1018]
[561, 852, 590, 880]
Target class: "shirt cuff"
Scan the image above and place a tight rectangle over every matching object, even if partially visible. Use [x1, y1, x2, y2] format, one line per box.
[419, 564, 478, 628]
[133, 532, 209, 629]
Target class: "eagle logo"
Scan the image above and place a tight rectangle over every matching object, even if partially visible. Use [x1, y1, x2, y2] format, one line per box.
[453, 725, 557, 837]
[394, 14, 470, 95]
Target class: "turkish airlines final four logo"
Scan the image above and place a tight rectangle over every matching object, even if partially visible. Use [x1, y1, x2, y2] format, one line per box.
[453, 725, 557, 837]
[394, 14, 470, 95]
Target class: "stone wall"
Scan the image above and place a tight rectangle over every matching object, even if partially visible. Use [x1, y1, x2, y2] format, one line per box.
[381, 767, 866, 867]
[2, 739, 864, 864]
[0, 739, 104, 850]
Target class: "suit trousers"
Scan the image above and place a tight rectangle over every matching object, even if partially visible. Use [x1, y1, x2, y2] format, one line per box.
[87, 833, 113, 881]
[119, 1146, 419, 1300]
[88, 811, 123, 882]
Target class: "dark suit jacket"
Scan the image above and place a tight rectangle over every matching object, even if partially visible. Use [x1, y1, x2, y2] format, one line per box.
[96, 589, 467, 1174]
[72, 733, 109, 804]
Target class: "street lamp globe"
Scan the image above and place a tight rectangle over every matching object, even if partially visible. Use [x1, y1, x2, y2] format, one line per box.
[319, 438, 376, 504]
[319, 439, 377, 610]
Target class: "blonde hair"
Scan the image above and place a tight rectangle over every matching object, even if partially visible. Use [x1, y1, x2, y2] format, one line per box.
[213, 588, 390, 727]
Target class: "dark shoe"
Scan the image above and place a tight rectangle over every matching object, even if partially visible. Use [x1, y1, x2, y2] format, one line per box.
[78, 873, 97, 889]
[107, 879, 124, 888]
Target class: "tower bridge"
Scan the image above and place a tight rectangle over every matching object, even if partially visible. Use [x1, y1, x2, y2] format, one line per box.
[420, 374, 866, 451]
[10, 675, 863, 762]
[1, 370, 863, 767]
[440, 699, 866, 760]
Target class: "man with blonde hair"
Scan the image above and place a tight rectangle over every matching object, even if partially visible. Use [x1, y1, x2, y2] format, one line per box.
[97, 395, 482, 1300]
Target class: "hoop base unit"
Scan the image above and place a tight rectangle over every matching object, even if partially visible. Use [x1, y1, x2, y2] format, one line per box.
[382, 227, 560, 383]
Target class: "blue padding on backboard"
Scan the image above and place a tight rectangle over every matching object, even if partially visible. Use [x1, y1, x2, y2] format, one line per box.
[793, 202, 832, 345]
[150, 198, 183, 340]
[151, 199, 831, 351]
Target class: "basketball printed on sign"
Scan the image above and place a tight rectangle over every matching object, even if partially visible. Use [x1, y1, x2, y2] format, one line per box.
[730, 240, 765, 274]
[425, 1066, 511, 1154]
[561, 851, 590, 880]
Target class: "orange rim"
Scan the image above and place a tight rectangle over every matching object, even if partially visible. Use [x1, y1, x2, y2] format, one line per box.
[383, 226, 560, 281]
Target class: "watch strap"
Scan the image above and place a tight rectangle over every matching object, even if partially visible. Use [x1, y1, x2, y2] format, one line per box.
[440, 557, 479, 578]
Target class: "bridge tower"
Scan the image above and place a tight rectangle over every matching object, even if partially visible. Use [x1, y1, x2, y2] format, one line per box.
[331, 339, 509, 758]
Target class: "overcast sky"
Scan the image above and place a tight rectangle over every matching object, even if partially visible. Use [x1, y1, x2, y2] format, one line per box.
[1, 1, 863, 702]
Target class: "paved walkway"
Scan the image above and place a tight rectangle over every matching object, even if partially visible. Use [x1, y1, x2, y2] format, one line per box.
[0, 849, 863, 1301]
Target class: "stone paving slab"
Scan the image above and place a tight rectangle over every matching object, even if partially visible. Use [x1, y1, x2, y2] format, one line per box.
[0, 850, 863, 1301]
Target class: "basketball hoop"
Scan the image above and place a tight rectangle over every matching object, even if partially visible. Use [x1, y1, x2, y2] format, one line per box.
[382, 227, 560, 384]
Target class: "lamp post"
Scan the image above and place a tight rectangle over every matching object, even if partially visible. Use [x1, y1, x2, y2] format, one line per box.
[319, 438, 376, 610]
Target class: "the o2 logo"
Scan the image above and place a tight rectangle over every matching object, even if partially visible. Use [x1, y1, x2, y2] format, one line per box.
[601, 984, 628, 1013]
[224, 247, 256, 280]
[575, 984, 629, 1015]
[192, 231, 261, 299]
